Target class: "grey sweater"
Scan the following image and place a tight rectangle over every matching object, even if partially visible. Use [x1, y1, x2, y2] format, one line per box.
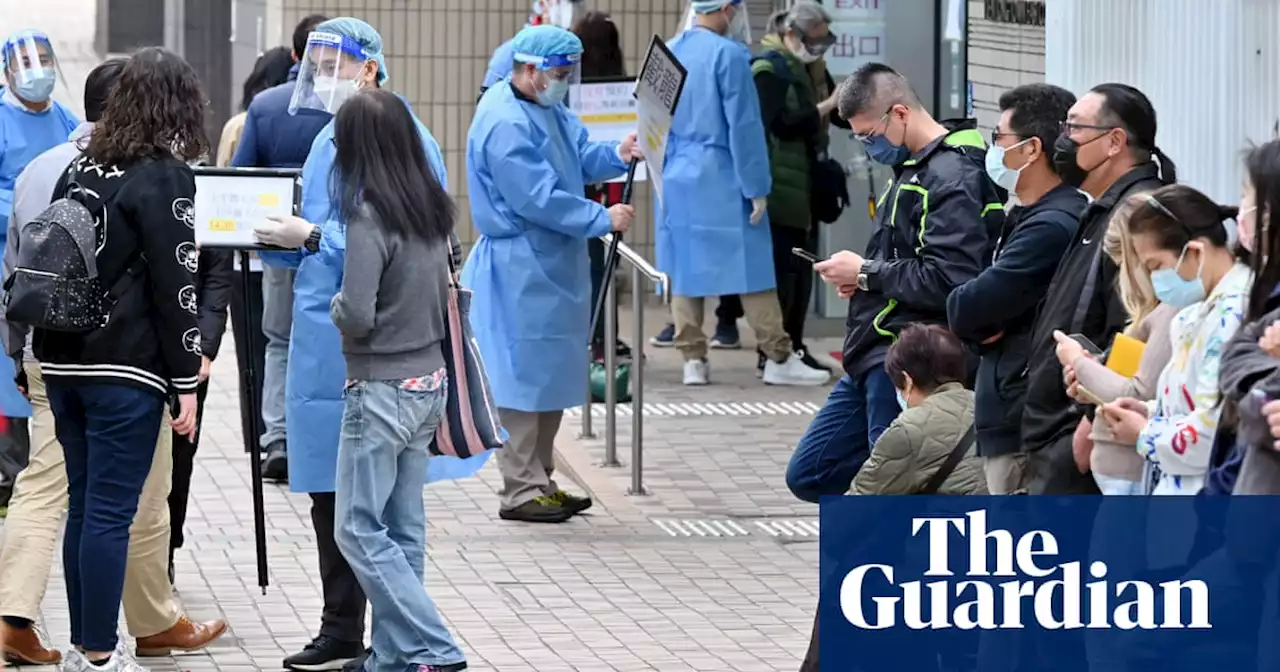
[330, 203, 450, 380]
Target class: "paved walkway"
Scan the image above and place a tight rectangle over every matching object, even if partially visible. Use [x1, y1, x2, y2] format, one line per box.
[0, 306, 829, 672]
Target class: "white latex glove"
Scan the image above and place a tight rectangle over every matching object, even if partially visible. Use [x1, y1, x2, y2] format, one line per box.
[618, 131, 644, 163]
[254, 215, 316, 248]
[749, 197, 768, 224]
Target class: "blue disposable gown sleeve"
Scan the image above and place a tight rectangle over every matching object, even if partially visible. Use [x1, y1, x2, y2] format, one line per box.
[574, 118, 628, 185]
[487, 122, 612, 238]
[719, 48, 772, 200]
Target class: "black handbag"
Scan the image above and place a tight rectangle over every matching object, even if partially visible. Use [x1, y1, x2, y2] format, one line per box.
[811, 155, 850, 224]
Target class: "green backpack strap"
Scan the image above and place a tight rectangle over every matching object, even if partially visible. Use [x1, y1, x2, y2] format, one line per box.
[750, 51, 792, 84]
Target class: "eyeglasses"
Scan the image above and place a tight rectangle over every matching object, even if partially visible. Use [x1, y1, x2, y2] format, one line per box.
[853, 108, 894, 143]
[989, 130, 1027, 145]
[1060, 121, 1117, 136]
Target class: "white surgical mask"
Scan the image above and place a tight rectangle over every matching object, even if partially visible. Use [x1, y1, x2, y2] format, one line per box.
[984, 138, 1032, 192]
[537, 79, 570, 107]
[313, 75, 358, 113]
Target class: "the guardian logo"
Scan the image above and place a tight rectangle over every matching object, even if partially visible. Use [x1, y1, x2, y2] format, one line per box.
[840, 510, 1211, 631]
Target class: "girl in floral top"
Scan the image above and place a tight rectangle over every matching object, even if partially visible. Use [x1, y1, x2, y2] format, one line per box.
[1100, 185, 1250, 495]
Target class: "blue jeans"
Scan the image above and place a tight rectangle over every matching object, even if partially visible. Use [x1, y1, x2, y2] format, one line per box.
[334, 378, 465, 671]
[46, 381, 163, 653]
[786, 368, 901, 502]
[260, 265, 294, 448]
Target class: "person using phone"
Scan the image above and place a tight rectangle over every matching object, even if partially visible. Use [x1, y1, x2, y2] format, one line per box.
[1054, 194, 1178, 495]
[1097, 187, 1248, 496]
[945, 83, 1086, 495]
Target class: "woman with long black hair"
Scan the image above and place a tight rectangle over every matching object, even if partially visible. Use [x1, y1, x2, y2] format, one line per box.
[574, 10, 634, 362]
[325, 88, 467, 672]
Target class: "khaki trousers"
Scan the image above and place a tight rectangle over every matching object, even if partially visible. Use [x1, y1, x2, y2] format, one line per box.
[983, 453, 1029, 495]
[0, 365, 180, 637]
[671, 291, 792, 362]
[497, 409, 562, 510]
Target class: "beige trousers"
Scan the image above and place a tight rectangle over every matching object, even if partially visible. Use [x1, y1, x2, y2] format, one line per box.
[671, 291, 792, 362]
[0, 365, 180, 637]
[497, 409, 563, 509]
[983, 453, 1029, 495]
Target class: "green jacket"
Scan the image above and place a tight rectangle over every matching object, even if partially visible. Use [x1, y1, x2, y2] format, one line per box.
[851, 383, 988, 495]
[752, 36, 824, 230]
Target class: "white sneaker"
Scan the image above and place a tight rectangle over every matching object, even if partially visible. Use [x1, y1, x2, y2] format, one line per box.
[60, 649, 90, 672]
[763, 352, 831, 387]
[682, 359, 710, 386]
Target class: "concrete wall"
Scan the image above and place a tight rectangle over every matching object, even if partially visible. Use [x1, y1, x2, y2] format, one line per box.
[232, 0, 692, 262]
[965, 0, 1045, 134]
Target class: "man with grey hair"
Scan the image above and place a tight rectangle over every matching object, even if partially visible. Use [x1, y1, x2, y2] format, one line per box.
[785, 62, 1006, 504]
[749, 0, 848, 376]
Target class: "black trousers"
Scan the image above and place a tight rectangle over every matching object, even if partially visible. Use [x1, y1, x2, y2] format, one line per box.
[168, 380, 210, 550]
[587, 237, 617, 347]
[310, 492, 366, 642]
[771, 224, 818, 348]
[230, 269, 267, 453]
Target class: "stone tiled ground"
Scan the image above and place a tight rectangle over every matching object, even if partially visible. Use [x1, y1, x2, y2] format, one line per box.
[1, 309, 823, 672]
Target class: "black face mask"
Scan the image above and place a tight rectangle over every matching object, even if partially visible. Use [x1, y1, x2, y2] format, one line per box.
[1052, 134, 1090, 188]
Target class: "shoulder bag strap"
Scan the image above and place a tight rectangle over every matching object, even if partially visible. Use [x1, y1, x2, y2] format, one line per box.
[920, 424, 976, 495]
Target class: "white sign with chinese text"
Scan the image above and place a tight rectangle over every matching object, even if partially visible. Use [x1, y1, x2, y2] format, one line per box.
[634, 35, 687, 204]
[193, 171, 298, 249]
[822, 0, 887, 78]
[571, 79, 648, 183]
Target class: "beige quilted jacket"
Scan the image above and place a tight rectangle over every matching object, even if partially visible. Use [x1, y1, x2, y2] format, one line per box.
[850, 382, 988, 495]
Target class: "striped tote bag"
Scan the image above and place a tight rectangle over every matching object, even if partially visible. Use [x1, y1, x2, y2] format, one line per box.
[430, 272, 505, 458]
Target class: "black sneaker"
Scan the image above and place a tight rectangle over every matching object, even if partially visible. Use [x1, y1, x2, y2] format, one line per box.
[282, 635, 363, 671]
[548, 489, 593, 515]
[261, 441, 288, 482]
[756, 349, 766, 378]
[797, 346, 832, 372]
[498, 497, 573, 523]
[340, 649, 371, 672]
[418, 663, 467, 672]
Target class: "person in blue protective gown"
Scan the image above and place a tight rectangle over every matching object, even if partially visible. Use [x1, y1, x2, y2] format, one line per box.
[657, 1, 830, 389]
[464, 24, 642, 524]
[250, 17, 486, 672]
[0, 30, 76, 463]
[478, 0, 586, 101]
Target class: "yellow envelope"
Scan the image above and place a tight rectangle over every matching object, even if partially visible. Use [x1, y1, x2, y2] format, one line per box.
[1105, 333, 1145, 378]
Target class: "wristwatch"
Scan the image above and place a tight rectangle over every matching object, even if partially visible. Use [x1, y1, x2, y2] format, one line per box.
[857, 259, 882, 292]
[303, 225, 322, 253]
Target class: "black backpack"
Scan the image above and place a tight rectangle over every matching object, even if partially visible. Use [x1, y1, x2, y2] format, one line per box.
[3, 168, 141, 332]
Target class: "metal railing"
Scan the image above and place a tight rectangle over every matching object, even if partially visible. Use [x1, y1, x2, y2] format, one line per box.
[580, 235, 669, 495]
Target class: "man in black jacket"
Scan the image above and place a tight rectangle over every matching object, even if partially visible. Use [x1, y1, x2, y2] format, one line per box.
[785, 62, 1006, 502]
[947, 83, 1086, 494]
[1021, 83, 1177, 494]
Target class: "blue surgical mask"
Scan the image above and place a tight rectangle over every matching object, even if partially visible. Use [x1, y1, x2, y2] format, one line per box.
[863, 133, 909, 166]
[15, 68, 55, 103]
[537, 79, 570, 107]
[984, 139, 1031, 192]
[1150, 246, 1206, 308]
[895, 389, 908, 410]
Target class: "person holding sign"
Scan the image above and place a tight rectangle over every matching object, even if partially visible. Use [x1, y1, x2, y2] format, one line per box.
[657, 1, 830, 388]
[253, 18, 486, 672]
[464, 24, 641, 524]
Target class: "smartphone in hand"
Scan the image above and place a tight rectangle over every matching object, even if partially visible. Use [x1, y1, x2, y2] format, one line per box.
[792, 248, 821, 264]
[1067, 333, 1104, 356]
[1075, 385, 1106, 406]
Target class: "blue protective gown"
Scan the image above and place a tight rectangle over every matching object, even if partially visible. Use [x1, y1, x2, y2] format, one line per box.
[462, 83, 628, 413]
[261, 108, 491, 494]
[655, 27, 775, 298]
[0, 94, 77, 417]
[481, 39, 516, 91]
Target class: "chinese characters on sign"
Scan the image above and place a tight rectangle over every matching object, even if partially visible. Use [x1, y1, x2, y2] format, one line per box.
[823, 0, 887, 78]
[570, 79, 649, 183]
[634, 36, 687, 204]
[192, 171, 298, 249]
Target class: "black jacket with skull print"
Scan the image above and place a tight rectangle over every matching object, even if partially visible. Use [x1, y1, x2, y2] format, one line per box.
[35, 155, 203, 398]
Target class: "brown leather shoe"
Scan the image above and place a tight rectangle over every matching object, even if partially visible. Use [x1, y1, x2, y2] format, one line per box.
[1, 621, 61, 665]
[134, 616, 228, 657]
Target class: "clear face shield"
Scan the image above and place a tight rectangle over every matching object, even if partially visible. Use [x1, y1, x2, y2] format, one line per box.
[288, 31, 374, 115]
[681, 1, 751, 43]
[3, 31, 62, 104]
[514, 51, 581, 108]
